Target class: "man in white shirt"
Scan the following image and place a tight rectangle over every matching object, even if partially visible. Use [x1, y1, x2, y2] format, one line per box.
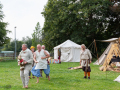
[18, 44, 33, 88]
[40, 45, 50, 78]
[80, 44, 92, 79]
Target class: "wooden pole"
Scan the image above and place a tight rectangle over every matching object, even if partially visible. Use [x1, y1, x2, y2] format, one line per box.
[106, 56, 107, 79]
[94, 39, 99, 65]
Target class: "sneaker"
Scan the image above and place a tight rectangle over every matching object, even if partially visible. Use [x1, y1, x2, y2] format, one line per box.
[88, 77, 90, 79]
[83, 76, 87, 79]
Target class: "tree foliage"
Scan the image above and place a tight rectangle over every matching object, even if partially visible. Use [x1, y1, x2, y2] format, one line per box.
[42, 0, 120, 51]
[0, 3, 10, 46]
[2, 40, 23, 52]
[22, 36, 32, 49]
[2, 36, 32, 53]
[32, 22, 43, 48]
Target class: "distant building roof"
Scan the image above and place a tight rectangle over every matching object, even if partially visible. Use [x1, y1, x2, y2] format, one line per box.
[1, 51, 14, 53]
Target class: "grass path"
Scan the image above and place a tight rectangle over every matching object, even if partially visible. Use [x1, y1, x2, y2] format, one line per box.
[0, 60, 120, 90]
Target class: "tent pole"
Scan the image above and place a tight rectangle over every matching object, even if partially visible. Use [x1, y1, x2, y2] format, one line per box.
[106, 58, 107, 79]
[94, 39, 99, 65]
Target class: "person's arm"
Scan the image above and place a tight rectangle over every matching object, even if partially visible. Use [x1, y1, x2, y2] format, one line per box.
[41, 50, 50, 59]
[33, 52, 38, 63]
[46, 51, 50, 56]
[80, 51, 82, 65]
[25, 51, 33, 64]
[33, 52, 36, 62]
[18, 52, 21, 65]
[88, 50, 92, 63]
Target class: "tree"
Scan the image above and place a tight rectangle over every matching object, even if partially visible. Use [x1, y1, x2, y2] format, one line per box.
[2, 36, 33, 53]
[0, 2, 10, 46]
[2, 40, 23, 52]
[42, 0, 120, 52]
[22, 36, 32, 49]
[32, 22, 43, 48]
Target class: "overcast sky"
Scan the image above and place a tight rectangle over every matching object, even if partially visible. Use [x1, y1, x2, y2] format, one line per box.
[0, 0, 48, 41]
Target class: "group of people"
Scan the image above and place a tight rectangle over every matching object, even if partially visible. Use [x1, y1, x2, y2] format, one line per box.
[18, 43, 92, 88]
[18, 44, 50, 88]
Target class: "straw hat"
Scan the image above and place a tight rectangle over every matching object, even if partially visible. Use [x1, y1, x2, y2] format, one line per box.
[30, 46, 35, 50]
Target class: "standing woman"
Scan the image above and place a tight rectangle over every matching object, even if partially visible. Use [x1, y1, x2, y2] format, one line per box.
[29, 46, 35, 79]
[80, 44, 92, 79]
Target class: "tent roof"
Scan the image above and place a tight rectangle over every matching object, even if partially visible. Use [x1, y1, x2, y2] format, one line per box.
[54, 40, 81, 49]
[96, 38, 118, 42]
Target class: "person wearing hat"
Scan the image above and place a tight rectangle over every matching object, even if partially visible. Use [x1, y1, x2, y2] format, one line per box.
[80, 44, 92, 79]
[29, 46, 35, 79]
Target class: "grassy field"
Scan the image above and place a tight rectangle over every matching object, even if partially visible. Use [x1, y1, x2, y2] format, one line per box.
[0, 60, 120, 90]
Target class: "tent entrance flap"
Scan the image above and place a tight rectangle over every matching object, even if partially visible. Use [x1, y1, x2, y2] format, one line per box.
[61, 48, 71, 62]
[54, 49, 58, 59]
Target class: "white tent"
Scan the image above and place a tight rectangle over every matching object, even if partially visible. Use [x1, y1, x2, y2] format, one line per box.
[54, 40, 81, 62]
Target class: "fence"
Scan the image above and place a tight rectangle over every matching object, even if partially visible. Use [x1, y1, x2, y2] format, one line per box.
[0, 53, 17, 61]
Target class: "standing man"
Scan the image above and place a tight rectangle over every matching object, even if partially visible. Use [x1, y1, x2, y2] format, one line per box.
[80, 44, 92, 79]
[18, 44, 33, 88]
[34, 44, 50, 83]
[41, 45, 50, 78]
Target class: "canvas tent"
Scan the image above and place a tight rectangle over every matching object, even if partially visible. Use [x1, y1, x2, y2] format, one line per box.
[94, 38, 120, 68]
[54, 40, 81, 62]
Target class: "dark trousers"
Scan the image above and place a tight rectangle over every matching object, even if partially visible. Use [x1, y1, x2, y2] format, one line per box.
[29, 71, 34, 77]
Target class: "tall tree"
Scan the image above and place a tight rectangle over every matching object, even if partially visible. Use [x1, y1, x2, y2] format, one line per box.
[0, 2, 10, 46]
[42, 0, 120, 51]
[22, 36, 32, 49]
[2, 36, 32, 53]
[2, 40, 23, 52]
[32, 22, 43, 48]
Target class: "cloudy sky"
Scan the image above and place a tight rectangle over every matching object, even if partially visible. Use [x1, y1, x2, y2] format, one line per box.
[0, 0, 48, 41]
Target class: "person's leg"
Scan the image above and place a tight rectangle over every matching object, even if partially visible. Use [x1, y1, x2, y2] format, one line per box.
[29, 71, 31, 79]
[24, 69, 29, 88]
[32, 74, 35, 78]
[44, 65, 50, 81]
[59, 59, 61, 64]
[40, 69, 43, 78]
[82, 67, 87, 78]
[20, 70, 25, 88]
[84, 71, 87, 78]
[87, 72, 90, 79]
[36, 69, 41, 83]
[36, 77, 39, 83]
[24, 64, 32, 88]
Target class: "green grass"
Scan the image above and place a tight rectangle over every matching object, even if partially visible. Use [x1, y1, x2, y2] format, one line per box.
[0, 60, 120, 90]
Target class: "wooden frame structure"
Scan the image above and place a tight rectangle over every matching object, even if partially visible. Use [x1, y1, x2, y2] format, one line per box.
[103, 37, 120, 71]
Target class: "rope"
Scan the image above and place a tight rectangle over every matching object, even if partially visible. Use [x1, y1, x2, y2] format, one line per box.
[86, 40, 98, 58]
[89, 50, 97, 58]
[87, 41, 94, 49]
